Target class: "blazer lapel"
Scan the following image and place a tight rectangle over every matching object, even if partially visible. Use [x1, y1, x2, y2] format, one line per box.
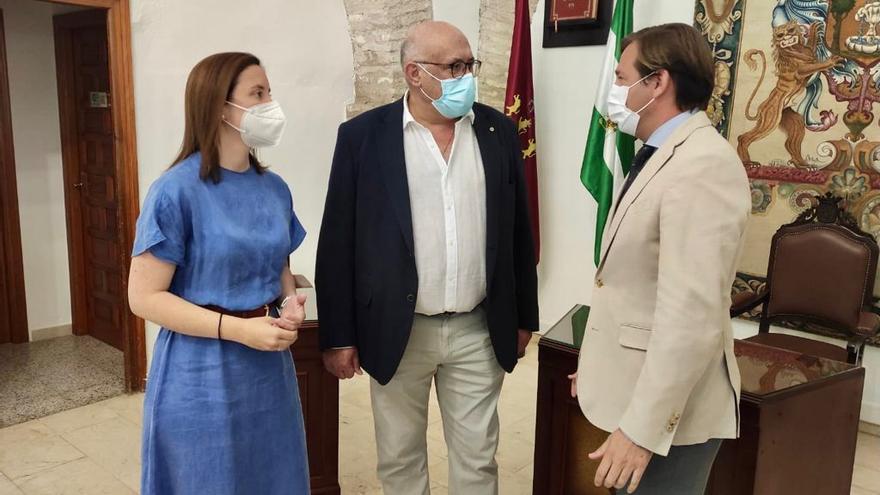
[597, 112, 714, 271]
[472, 106, 502, 292]
[377, 99, 415, 255]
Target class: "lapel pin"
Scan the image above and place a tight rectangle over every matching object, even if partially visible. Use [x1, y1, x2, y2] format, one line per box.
[489, 126, 495, 132]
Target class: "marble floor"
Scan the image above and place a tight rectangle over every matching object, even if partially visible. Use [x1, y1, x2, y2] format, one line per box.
[0, 336, 124, 429]
[0, 340, 878, 494]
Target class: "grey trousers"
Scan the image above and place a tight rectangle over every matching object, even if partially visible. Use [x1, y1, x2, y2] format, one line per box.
[370, 308, 504, 495]
[629, 439, 723, 495]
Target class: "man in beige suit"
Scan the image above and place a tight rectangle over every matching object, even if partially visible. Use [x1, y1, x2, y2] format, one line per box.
[572, 23, 751, 494]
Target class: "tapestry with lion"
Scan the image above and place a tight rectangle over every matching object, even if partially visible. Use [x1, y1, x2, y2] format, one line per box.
[694, 0, 880, 344]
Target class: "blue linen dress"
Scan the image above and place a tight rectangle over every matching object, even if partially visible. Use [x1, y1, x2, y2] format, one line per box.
[133, 153, 310, 494]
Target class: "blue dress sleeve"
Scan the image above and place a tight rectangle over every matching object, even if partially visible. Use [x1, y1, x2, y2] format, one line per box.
[132, 181, 187, 265]
[288, 190, 306, 254]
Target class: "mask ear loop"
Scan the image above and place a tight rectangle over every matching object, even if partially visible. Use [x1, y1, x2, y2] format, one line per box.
[226, 100, 249, 111]
[223, 101, 248, 134]
[222, 119, 246, 133]
[627, 70, 657, 89]
[634, 98, 656, 114]
[415, 63, 443, 102]
[630, 71, 659, 114]
[418, 86, 438, 103]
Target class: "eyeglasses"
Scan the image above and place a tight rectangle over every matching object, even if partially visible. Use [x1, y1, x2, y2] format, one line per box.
[415, 59, 482, 79]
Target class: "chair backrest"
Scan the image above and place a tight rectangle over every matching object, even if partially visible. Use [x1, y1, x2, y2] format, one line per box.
[764, 194, 879, 332]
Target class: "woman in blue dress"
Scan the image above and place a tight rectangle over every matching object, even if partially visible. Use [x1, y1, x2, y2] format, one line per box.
[128, 52, 310, 494]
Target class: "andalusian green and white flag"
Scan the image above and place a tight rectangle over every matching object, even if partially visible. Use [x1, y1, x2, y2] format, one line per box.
[580, 0, 635, 266]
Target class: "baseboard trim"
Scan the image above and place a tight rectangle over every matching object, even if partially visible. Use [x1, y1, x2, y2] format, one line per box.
[30, 324, 73, 342]
[861, 401, 880, 430]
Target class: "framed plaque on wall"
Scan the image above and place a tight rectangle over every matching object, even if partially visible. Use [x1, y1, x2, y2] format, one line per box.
[543, 0, 612, 48]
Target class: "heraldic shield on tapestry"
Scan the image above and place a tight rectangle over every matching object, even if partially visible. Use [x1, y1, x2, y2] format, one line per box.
[695, 0, 880, 341]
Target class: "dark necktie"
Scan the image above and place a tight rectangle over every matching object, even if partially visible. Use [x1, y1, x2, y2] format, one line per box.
[616, 145, 658, 207]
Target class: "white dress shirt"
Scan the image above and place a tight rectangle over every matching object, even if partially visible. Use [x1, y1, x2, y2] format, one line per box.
[402, 93, 487, 316]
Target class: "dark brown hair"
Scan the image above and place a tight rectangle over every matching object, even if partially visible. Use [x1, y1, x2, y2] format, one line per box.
[172, 52, 267, 183]
[621, 23, 715, 112]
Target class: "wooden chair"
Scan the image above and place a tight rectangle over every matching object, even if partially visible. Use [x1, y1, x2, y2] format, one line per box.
[730, 193, 880, 364]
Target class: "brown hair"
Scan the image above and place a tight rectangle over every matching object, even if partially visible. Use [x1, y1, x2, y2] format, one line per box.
[621, 23, 714, 112]
[172, 52, 267, 183]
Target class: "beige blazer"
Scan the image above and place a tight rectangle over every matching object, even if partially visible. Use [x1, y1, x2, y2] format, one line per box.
[576, 112, 751, 456]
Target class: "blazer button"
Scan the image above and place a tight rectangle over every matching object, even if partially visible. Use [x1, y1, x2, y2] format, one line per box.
[595, 279, 604, 288]
[406, 294, 415, 303]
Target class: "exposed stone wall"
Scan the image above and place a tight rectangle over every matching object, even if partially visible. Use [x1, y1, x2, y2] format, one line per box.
[476, 0, 539, 111]
[343, 0, 432, 117]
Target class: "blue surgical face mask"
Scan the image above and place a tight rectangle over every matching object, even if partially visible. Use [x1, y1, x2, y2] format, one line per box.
[417, 64, 476, 119]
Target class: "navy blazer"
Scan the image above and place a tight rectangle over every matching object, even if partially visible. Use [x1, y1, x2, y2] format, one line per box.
[315, 98, 538, 385]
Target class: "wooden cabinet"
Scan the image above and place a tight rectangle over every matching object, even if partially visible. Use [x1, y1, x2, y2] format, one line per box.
[705, 341, 864, 495]
[533, 305, 865, 495]
[533, 305, 612, 495]
[289, 278, 340, 495]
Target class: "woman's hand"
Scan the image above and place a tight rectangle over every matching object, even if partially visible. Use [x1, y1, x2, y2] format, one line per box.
[228, 316, 298, 351]
[279, 294, 308, 328]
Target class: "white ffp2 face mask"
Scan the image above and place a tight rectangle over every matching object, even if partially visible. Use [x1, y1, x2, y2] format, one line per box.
[224, 100, 287, 148]
[607, 72, 656, 136]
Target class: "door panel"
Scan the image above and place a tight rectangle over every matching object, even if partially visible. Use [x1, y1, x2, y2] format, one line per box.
[55, 9, 123, 350]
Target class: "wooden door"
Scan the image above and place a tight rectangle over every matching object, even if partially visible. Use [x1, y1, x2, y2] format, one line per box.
[0, 9, 29, 345]
[54, 10, 124, 350]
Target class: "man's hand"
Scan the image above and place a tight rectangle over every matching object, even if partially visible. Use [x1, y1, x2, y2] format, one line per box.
[322, 347, 363, 379]
[517, 329, 533, 358]
[590, 429, 653, 493]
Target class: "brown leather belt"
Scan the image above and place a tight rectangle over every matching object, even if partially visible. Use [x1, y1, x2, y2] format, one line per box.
[202, 304, 271, 319]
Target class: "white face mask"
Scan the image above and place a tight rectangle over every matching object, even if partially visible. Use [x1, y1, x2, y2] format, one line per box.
[224, 100, 287, 148]
[607, 72, 656, 136]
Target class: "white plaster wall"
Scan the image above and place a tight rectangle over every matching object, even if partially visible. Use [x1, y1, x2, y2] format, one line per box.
[432, 0, 481, 55]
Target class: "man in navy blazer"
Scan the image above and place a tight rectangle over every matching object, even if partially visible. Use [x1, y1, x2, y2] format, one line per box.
[316, 20, 538, 495]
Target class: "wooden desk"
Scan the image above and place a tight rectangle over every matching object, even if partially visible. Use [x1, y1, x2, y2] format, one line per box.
[289, 278, 340, 494]
[533, 305, 865, 495]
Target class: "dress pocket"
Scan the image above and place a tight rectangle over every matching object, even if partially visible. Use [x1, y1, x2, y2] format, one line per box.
[619, 324, 652, 350]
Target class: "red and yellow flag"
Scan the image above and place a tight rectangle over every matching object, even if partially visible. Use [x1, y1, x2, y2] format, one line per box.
[504, 0, 540, 262]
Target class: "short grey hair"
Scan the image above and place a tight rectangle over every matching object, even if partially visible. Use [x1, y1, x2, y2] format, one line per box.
[400, 38, 415, 67]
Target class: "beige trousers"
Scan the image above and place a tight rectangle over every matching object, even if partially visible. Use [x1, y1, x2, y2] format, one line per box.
[370, 308, 505, 495]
